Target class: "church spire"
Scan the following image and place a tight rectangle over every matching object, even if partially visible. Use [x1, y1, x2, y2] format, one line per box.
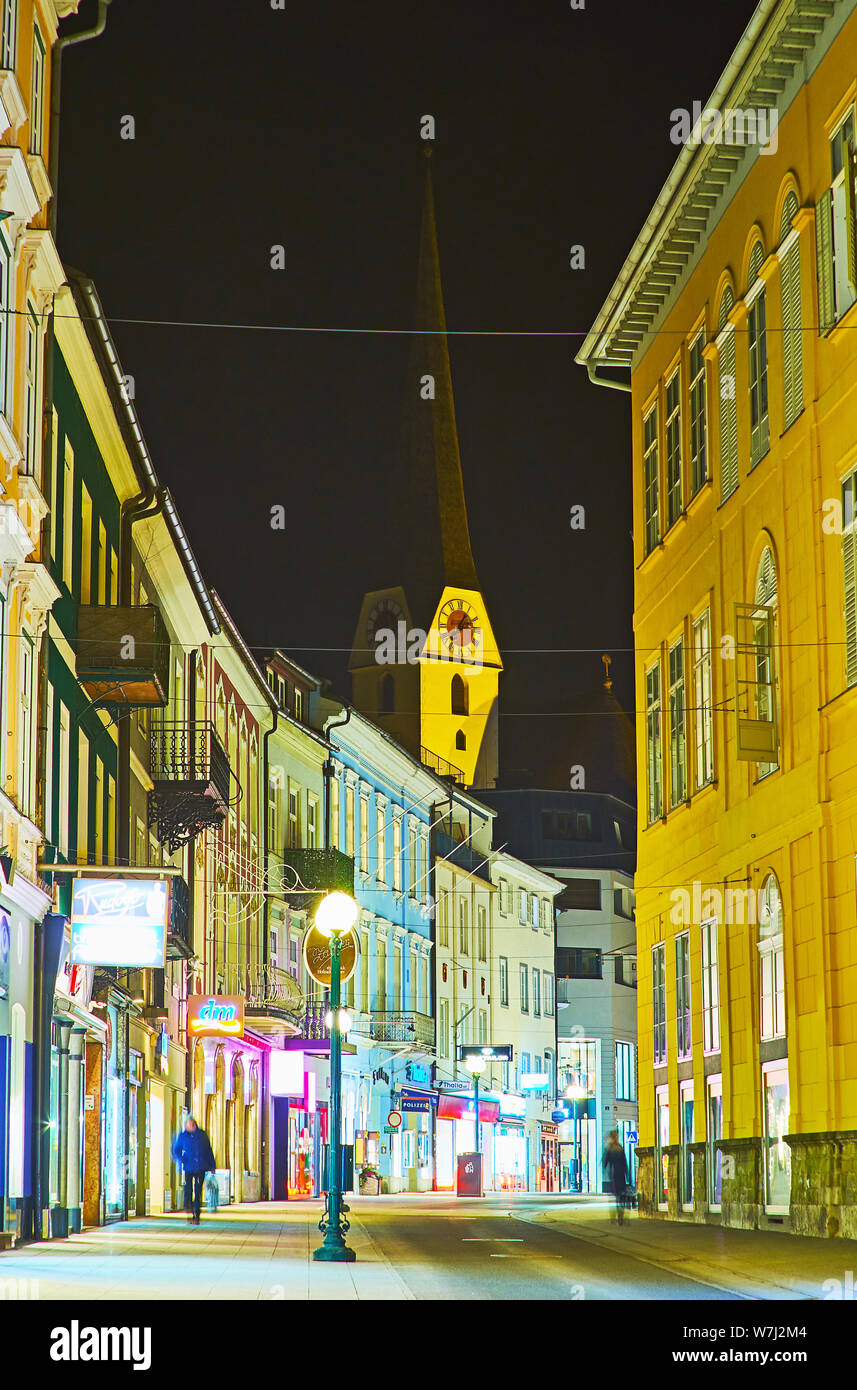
[403, 149, 479, 628]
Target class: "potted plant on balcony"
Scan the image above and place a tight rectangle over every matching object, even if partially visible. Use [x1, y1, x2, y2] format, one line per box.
[358, 1164, 380, 1196]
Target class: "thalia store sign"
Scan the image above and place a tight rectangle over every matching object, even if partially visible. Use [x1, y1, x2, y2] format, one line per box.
[70, 878, 170, 968]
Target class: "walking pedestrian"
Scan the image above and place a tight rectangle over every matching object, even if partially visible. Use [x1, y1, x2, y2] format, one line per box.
[602, 1130, 630, 1226]
[171, 1116, 216, 1225]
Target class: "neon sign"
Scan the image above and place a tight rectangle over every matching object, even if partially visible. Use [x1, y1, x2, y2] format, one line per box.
[188, 994, 245, 1038]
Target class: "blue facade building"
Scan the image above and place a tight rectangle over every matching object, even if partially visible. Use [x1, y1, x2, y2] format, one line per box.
[315, 699, 442, 1193]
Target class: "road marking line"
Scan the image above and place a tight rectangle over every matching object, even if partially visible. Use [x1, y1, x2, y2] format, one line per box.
[462, 1238, 524, 1242]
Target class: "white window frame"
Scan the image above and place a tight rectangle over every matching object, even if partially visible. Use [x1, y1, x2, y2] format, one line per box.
[692, 608, 714, 789]
[2, 1, 19, 72]
[668, 638, 686, 808]
[643, 402, 660, 555]
[701, 918, 720, 1054]
[646, 659, 663, 823]
[30, 24, 45, 156]
[688, 328, 707, 497]
[665, 367, 682, 527]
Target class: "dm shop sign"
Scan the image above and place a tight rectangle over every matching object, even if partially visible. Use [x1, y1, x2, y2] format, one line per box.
[188, 994, 245, 1039]
[70, 878, 169, 968]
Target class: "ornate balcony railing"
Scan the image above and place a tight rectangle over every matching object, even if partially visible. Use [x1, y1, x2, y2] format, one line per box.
[351, 1010, 434, 1049]
[148, 721, 231, 852]
[279, 847, 354, 906]
[220, 964, 304, 1019]
[301, 1002, 330, 1040]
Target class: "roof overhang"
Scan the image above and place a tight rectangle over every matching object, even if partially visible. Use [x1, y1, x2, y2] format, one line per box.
[576, 0, 844, 377]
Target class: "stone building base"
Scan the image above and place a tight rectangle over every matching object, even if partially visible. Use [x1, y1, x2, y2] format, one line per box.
[635, 1131, 857, 1238]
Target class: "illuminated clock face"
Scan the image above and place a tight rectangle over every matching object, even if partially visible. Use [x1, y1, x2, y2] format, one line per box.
[438, 598, 479, 653]
[367, 599, 404, 646]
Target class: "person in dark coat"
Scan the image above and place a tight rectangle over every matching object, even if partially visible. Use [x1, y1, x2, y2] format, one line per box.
[171, 1117, 216, 1224]
[602, 1130, 630, 1225]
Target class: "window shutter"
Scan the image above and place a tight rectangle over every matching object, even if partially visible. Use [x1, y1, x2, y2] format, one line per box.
[748, 240, 764, 287]
[843, 523, 857, 688]
[718, 330, 738, 502]
[781, 251, 794, 424]
[816, 189, 835, 333]
[782, 240, 803, 427]
[845, 139, 857, 293]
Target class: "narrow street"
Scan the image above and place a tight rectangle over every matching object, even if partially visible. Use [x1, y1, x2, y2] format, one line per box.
[1, 1197, 849, 1302]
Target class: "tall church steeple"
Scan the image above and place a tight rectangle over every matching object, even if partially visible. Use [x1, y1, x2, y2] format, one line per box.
[349, 152, 501, 789]
[403, 149, 479, 631]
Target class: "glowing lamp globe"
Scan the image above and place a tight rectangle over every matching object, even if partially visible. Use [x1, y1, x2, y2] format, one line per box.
[465, 1055, 487, 1076]
[314, 891, 358, 938]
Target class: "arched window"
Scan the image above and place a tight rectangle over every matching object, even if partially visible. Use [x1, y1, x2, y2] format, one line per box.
[451, 674, 468, 715]
[717, 285, 738, 503]
[779, 190, 803, 429]
[455, 729, 466, 751]
[379, 673, 394, 713]
[747, 241, 770, 465]
[758, 874, 785, 1039]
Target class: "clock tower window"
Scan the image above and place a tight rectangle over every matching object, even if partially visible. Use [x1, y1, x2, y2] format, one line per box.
[455, 729, 467, 751]
[451, 674, 468, 716]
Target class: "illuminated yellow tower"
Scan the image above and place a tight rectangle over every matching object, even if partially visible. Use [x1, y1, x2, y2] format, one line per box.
[350, 153, 501, 789]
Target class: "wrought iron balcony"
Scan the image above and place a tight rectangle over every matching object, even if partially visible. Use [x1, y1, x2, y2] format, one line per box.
[420, 746, 465, 783]
[76, 604, 170, 707]
[279, 847, 354, 907]
[220, 963, 304, 1022]
[148, 722, 231, 853]
[165, 875, 193, 960]
[301, 1002, 330, 1040]
[351, 1010, 434, 1049]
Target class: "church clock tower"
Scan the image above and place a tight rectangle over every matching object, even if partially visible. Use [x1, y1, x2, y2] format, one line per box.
[350, 152, 501, 788]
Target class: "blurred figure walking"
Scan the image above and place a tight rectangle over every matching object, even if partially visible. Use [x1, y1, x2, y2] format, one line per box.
[171, 1116, 216, 1225]
[602, 1130, 630, 1226]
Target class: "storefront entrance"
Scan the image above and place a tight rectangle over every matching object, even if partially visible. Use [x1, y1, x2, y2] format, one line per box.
[103, 1002, 128, 1223]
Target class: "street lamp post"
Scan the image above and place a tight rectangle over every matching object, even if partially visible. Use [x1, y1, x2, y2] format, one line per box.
[313, 892, 357, 1263]
[565, 1082, 586, 1194]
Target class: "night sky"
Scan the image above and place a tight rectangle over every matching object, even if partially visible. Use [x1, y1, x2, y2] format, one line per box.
[57, 0, 758, 781]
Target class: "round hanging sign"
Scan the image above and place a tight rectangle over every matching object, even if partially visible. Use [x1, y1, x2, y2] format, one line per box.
[303, 924, 359, 987]
[387, 1110, 403, 1129]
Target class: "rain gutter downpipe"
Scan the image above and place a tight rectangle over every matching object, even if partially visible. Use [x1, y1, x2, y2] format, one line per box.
[323, 707, 352, 852]
[586, 361, 631, 393]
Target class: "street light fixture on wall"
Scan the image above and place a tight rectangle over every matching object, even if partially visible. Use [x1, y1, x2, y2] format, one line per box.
[313, 891, 358, 1263]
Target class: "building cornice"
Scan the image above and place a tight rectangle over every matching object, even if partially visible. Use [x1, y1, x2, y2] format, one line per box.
[576, 0, 848, 373]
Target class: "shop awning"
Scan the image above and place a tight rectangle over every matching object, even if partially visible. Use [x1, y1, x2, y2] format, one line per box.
[437, 1093, 500, 1124]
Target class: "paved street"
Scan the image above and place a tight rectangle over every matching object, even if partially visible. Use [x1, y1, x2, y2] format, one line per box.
[1, 1195, 852, 1301]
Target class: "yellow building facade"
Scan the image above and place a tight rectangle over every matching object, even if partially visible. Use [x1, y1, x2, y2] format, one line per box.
[579, 0, 857, 1235]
